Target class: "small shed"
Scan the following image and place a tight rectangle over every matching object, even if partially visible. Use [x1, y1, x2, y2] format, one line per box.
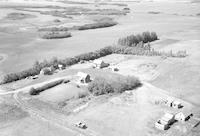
[93, 59, 109, 69]
[175, 111, 193, 122]
[77, 72, 91, 83]
[155, 119, 169, 130]
[172, 100, 182, 109]
[161, 113, 175, 125]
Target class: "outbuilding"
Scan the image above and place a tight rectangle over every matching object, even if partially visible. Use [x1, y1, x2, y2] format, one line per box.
[155, 119, 169, 130]
[161, 113, 175, 125]
[175, 111, 193, 122]
[76, 72, 91, 83]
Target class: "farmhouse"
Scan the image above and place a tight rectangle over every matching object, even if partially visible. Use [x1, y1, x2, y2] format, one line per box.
[93, 59, 109, 69]
[77, 72, 91, 83]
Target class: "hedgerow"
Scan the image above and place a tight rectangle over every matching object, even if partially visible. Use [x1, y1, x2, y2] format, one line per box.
[29, 79, 63, 95]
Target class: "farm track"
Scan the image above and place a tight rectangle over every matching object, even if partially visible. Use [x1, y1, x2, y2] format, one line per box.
[13, 92, 99, 136]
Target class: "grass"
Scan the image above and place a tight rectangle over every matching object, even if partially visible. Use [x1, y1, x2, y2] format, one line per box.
[38, 84, 88, 103]
[0, 97, 28, 122]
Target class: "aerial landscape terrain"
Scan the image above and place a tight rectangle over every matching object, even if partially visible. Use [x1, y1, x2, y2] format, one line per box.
[0, 0, 200, 136]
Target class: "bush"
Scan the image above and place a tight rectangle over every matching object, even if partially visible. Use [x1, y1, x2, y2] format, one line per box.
[29, 87, 38, 95]
[88, 75, 141, 96]
[74, 21, 117, 30]
[38, 26, 68, 32]
[40, 31, 71, 39]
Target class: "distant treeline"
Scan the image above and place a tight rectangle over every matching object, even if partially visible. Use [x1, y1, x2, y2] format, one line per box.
[40, 31, 72, 39]
[73, 21, 117, 30]
[38, 21, 117, 39]
[1, 32, 187, 84]
[39, 21, 117, 32]
[118, 31, 158, 46]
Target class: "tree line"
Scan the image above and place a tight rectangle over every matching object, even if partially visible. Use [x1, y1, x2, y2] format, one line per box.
[1, 32, 187, 84]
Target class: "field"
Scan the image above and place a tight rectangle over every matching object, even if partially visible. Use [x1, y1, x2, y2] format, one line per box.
[0, 0, 200, 136]
[0, 0, 199, 75]
[37, 83, 88, 103]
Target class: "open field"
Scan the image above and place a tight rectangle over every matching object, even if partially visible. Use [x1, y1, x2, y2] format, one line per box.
[37, 83, 88, 103]
[0, 0, 199, 75]
[0, 0, 200, 136]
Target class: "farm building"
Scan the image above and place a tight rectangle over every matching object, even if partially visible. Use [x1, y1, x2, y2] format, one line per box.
[93, 59, 109, 69]
[155, 112, 175, 130]
[155, 119, 169, 130]
[161, 113, 175, 125]
[76, 72, 91, 83]
[175, 111, 193, 122]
